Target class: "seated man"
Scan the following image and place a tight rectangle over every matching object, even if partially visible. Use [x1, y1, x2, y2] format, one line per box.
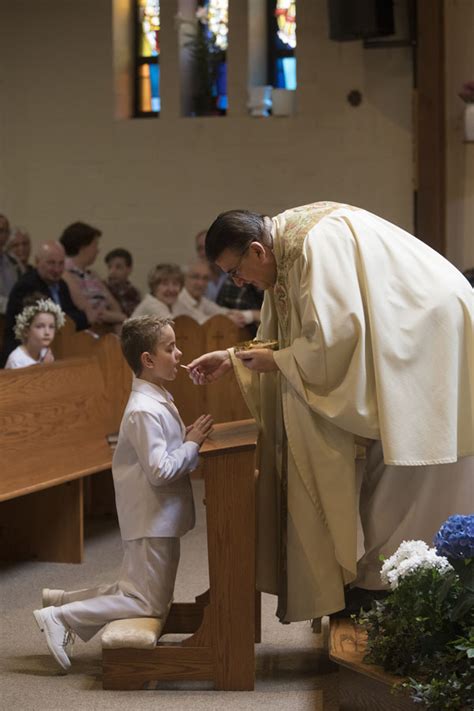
[177, 259, 248, 327]
[0, 214, 22, 314]
[7, 226, 33, 273]
[2, 240, 89, 364]
[216, 277, 263, 336]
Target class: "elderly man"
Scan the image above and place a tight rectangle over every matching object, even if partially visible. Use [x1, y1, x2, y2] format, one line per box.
[187, 202, 474, 622]
[0, 214, 22, 314]
[177, 259, 248, 327]
[7, 226, 32, 272]
[2, 240, 89, 363]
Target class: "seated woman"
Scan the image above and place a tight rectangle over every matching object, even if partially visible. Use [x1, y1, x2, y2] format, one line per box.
[132, 263, 185, 318]
[5, 297, 65, 369]
[59, 221, 126, 331]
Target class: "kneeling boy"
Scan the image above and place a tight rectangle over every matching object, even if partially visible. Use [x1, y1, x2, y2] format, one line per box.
[33, 316, 213, 670]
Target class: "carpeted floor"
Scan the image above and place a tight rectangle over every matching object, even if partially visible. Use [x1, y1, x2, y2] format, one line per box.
[0, 481, 339, 710]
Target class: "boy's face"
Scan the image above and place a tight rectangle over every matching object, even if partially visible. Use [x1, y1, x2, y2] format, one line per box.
[27, 313, 56, 350]
[107, 256, 131, 283]
[141, 325, 182, 384]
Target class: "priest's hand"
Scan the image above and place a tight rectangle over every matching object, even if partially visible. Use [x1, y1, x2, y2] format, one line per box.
[235, 348, 279, 372]
[186, 350, 232, 384]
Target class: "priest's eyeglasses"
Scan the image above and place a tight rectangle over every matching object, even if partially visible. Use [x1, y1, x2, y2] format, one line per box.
[226, 245, 250, 280]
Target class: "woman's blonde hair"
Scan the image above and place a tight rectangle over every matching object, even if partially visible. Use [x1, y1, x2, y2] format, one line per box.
[148, 263, 184, 294]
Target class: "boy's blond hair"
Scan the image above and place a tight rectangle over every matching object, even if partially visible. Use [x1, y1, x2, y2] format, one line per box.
[121, 315, 174, 376]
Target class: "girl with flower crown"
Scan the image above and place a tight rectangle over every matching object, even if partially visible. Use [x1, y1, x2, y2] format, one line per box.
[5, 298, 65, 369]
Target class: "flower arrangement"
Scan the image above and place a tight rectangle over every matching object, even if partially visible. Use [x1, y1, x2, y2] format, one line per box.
[357, 515, 474, 710]
[14, 298, 66, 341]
[459, 81, 474, 103]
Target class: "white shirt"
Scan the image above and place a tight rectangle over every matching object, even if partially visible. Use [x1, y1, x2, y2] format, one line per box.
[112, 377, 199, 540]
[131, 293, 186, 319]
[5, 345, 50, 369]
[176, 287, 228, 325]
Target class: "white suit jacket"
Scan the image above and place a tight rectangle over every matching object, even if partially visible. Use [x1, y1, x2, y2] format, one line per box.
[112, 377, 199, 540]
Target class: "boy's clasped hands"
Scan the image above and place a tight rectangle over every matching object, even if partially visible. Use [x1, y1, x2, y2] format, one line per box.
[185, 414, 214, 445]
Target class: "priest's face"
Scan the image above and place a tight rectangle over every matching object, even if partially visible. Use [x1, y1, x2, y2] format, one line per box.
[215, 242, 277, 290]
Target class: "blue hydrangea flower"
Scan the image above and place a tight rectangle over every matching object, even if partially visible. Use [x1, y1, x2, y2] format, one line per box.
[434, 514, 474, 559]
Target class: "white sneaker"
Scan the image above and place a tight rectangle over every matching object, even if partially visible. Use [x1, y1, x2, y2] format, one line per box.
[42, 588, 65, 607]
[33, 607, 73, 671]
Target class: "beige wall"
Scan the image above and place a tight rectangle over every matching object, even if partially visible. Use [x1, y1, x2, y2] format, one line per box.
[0, 0, 414, 291]
[445, 0, 474, 271]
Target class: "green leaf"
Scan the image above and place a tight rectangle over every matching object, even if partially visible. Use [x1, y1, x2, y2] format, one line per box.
[450, 590, 474, 621]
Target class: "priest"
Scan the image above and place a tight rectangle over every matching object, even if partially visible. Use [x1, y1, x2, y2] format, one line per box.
[187, 202, 474, 621]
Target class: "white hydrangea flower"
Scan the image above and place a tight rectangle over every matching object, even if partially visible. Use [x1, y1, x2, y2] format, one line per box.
[381, 539, 452, 589]
[14, 298, 66, 341]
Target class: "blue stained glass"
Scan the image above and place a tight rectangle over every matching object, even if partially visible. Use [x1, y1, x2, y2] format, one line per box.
[216, 61, 227, 110]
[282, 56, 296, 90]
[150, 63, 160, 112]
[274, 57, 297, 90]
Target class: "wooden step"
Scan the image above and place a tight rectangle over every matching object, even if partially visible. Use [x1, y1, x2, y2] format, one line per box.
[329, 619, 415, 710]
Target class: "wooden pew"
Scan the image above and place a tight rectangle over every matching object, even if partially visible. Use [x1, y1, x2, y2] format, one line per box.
[168, 315, 251, 424]
[102, 419, 259, 691]
[53, 314, 250, 431]
[0, 358, 112, 563]
[52, 319, 132, 435]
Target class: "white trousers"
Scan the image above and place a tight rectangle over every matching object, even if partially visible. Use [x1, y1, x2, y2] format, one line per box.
[355, 443, 473, 589]
[58, 537, 180, 641]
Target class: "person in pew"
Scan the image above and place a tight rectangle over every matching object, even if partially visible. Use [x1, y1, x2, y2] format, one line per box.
[5, 297, 65, 369]
[186, 202, 474, 622]
[0, 213, 22, 314]
[60, 221, 126, 332]
[1, 240, 90, 365]
[7, 226, 33, 273]
[33, 315, 214, 671]
[196, 229, 227, 301]
[177, 259, 248, 326]
[132, 263, 186, 319]
[104, 247, 142, 317]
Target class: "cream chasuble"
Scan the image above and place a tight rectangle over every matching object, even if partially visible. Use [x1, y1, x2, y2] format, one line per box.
[230, 202, 473, 622]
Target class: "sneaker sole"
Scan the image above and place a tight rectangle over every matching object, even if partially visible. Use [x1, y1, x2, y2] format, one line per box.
[33, 609, 71, 671]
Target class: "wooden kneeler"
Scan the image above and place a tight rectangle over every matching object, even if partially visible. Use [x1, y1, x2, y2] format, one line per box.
[102, 420, 259, 691]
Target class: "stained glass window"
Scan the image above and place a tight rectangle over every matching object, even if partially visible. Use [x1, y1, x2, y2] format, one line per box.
[269, 0, 297, 90]
[192, 0, 228, 115]
[135, 0, 160, 116]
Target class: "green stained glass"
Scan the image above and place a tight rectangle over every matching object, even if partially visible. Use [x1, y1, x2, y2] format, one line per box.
[138, 0, 160, 57]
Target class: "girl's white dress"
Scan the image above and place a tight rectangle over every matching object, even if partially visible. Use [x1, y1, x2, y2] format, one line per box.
[4, 346, 50, 369]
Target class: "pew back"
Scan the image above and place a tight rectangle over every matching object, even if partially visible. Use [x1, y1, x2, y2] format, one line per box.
[0, 357, 112, 501]
[52, 314, 250, 428]
[168, 315, 251, 424]
[52, 321, 132, 435]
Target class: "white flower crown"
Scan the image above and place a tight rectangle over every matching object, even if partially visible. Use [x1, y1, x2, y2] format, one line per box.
[14, 298, 66, 341]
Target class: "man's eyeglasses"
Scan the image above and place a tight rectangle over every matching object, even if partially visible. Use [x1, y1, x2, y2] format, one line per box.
[226, 245, 250, 280]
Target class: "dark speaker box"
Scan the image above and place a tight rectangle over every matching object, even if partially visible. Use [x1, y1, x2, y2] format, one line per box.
[327, 0, 395, 41]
